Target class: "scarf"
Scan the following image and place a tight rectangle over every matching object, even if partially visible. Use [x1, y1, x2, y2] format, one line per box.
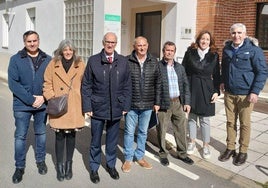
[197, 47, 210, 61]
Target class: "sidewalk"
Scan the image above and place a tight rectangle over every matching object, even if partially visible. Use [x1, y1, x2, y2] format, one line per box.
[163, 95, 268, 185]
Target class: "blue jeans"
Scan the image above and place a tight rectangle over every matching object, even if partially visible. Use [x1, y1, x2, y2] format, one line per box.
[123, 109, 152, 161]
[14, 110, 47, 168]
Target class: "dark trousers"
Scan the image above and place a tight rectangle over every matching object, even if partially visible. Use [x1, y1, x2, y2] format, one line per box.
[55, 130, 76, 163]
[89, 118, 120, 171]
[157, 99, 188, 159]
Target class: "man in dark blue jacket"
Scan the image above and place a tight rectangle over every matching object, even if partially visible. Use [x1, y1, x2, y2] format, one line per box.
[81, 32, 132, 184]
[157, 41, 193, 166]
[219, 23, 267, 166]
[8, 30, 51, 184]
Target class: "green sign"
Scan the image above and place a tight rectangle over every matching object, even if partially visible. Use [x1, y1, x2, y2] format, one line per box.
[105, 14, 121, 22]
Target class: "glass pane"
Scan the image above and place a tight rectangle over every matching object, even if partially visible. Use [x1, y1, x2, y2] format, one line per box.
[65, 0, 94, 62]
[257, 4, 268, 50]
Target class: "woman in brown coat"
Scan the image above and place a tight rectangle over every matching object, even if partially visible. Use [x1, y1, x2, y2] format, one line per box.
[43, 39, 85, 181]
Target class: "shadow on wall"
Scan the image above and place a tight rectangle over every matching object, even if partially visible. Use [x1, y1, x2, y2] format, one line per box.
[0, 52, 12, 81]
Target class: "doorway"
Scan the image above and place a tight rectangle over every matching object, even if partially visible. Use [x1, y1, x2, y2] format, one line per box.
[135, 11, 162, 59]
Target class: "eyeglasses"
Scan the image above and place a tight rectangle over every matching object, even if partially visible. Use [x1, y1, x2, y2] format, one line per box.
[104, 41, 117, 45]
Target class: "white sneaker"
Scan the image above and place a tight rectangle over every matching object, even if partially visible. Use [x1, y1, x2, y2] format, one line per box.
[187, 142, 196, 154]
[203, 146, 211, 159]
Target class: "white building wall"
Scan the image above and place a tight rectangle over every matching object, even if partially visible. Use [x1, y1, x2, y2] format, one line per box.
[120, 0, 197, 60]
[93, 0, 122, 54]
[0, 0, 196, 60]
[176, 0, 197, 61]
[159, 0, 197, 62]
[0, 0, 65, 56]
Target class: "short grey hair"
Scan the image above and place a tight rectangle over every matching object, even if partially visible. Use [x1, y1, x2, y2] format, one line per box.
[133, 36, 148, 46]
[102, 32, 117, 44]
[230, 23, 247, 34]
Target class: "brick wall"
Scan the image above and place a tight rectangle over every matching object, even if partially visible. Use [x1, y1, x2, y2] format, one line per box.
[196, 0, 268, 62]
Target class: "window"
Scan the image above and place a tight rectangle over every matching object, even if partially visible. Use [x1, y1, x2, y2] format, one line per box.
[65, 0, 94, 62]
[26, 8, 36, 30]
[256, 3, 268, 50]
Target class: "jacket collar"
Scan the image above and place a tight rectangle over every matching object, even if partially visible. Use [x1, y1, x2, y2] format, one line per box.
[100, 49, 119, 64]
[129, 50, 153, 63]
[160, 58, 178, 67]
[19, 47, 48, 59]
[53, 58, 79, 87]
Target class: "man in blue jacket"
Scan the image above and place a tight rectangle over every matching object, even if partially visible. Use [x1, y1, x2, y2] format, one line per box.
[219, 23, 267, 166]
[81, 32, 132, 184]
[8, 30, 51, 183]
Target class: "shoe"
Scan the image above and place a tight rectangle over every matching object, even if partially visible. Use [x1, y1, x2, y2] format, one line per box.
[178, 156, 194, 165]
[106, 166, 119, 180]
[136, 158, 153, 169]
[90, 171, 100, 184]
[56, 163, 65, 182]
[65, 161, 73, 180]
[233, 152, 247, 166]
[37, 161, 47, 175]
[12, 168, 24, 184]
[218, 149, 236, 162]
[160, 157, 169, 166]
[203, 146, 211, 159]
[187, 142, 196, 155]
[121, 161, 132, 173]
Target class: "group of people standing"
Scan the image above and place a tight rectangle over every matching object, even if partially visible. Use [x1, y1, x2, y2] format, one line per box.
[8, 23, 267, 184]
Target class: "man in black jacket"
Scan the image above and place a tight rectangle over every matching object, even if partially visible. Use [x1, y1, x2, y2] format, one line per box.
[121, 36, 161, 173]
[157, 41, 193, 166]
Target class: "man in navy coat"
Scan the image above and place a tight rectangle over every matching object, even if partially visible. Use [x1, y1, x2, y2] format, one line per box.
[8, 30, 51, 184]
[81, 32, 132, 183]
[219, 23, 267, 166]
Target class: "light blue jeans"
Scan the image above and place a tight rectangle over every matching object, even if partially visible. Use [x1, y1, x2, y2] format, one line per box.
[14, 110, 47, 168]
[188, 113, 210, 143]
[123, 109, 152, 161]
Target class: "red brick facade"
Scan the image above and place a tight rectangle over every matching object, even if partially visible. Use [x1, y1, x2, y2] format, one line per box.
[196, 0, 268, 62]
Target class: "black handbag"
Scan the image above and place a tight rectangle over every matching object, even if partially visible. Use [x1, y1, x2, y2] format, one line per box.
[148, 111, 159, 129]
[46, 94, 68, 117]
[46, 77, 74, 117]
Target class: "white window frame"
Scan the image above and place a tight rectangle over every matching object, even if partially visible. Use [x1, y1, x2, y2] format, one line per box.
[2, 15, 9, 48]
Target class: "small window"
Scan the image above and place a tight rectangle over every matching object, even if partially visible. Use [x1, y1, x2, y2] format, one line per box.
[256, 3, 268, 50]
[26, 8, 36, 31]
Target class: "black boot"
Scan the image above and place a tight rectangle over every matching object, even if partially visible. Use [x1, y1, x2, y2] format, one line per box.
[65, 161, 73, 180]
[56, 163, 65, 181]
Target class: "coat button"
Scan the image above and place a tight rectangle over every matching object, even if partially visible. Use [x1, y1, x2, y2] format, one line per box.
[60, 87, 64, 90]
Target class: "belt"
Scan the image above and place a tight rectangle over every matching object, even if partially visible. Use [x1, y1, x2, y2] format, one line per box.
[170, 97, 180, 102]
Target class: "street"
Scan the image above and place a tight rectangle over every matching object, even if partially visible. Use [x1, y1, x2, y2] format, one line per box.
[0, 79, 260, 188]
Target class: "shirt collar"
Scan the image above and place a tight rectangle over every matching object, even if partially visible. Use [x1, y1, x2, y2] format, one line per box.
[164, 59, 174, 66]
[231, 41, 244, 49]
[104, 52, 114, 59]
